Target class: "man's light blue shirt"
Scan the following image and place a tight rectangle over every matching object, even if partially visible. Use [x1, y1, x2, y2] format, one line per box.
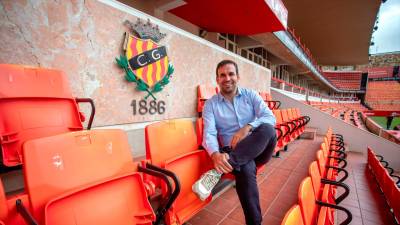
[202, 87, 276, 156]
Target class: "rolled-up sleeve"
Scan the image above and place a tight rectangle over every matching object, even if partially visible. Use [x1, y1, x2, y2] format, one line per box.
[248, 91, 276, 128]
[202, 100, 220, 156]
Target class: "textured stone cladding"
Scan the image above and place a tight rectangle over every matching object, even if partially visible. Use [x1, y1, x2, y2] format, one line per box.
[0, 0, 271, 127]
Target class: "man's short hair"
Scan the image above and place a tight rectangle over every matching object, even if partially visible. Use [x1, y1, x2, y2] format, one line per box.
[216, 60, 239, 76]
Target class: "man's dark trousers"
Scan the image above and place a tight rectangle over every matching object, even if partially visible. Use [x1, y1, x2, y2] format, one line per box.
[223, 123, 277, 225]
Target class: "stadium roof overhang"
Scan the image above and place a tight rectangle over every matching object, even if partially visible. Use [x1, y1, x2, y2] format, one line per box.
[280, 0, 381, 65]
[169, 0, 288, 35]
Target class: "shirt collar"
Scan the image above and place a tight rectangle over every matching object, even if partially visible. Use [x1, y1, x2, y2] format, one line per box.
[217, 87, 243, 102]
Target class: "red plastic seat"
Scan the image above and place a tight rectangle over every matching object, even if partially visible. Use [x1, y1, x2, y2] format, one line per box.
[0, 179, 7, 223]
[22, 129, 153, 224]
[197, 84, 217, 115]
[273, 110, 290, 149]
[145, 119, 213, 224]
[0, 64, 94, 166]
[281, 205, 304, 225]
[259, 91, 281, 109]
[392, 183, 400, 223]
[298, 177, 352, 225]
[44, 173, 154, 225]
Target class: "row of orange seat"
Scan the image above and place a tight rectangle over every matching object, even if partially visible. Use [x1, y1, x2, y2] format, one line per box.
[0, 65, 216, 225]
[196, 85, 310, 158]
[367, 148, 400, 223]
[281, 128, 353, 225]
[197, 85, 281, 117]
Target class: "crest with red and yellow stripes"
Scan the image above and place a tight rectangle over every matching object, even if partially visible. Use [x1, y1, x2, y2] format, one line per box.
[125, 35, 170, 88]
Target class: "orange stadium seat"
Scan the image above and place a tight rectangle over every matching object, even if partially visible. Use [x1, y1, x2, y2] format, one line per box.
[281, 205, 304, 225]
[298, 177, 352, 225]
[259, 91, 281, 109]
[273, 110, 290, 152]
[0, 179, 7, 224]
[20, 130, 160, 225]
[309, 161, 349, 205]
[0, 64, 95, 167]
[145, 119, 213, 225]
[197, 84, 218, 116]
[367, 147, 400, 223]
[316, 150, 348, 183]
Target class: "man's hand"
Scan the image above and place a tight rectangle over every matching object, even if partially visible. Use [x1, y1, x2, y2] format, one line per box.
[211, 152, 233, 174]
[230, 125, 252, 149]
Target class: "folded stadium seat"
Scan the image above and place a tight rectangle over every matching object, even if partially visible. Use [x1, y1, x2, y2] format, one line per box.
[325, 129, 345, 153]
[290, 108, 307, 134]
[281, 205, 304, 225]
[145, 119, 215, 225]
[316, 150, 348, 183]
[0, 64, 95, 167]
[370, 149, 400, 179]
[259, 91, 281, 110]
[298, 177, 352, 225]
[286, 109, 302, 138]
[197, 84, 217, 117]
[272, 110, 290, 152]
[0, 179, 7, 223]
[391, 181, 400, 223]
[321, 140, 347, 166]
[367, 148, 400, 223]
[309, 161, 349, 205]
[327, 127, 344, 143]
[20, 129, 167, 225]
[294, 108, 311, 132]
[281, 109, 298, 141]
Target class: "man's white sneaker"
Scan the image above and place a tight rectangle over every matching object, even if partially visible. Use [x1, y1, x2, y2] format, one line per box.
[192, 169, 222, 201]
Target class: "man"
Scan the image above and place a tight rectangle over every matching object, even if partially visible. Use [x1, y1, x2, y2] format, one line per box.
[192, 59, 277, 225]
[386, 112, 397, 130]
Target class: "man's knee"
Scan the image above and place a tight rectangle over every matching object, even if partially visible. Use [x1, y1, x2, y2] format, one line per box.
[255, 123, 276, 139]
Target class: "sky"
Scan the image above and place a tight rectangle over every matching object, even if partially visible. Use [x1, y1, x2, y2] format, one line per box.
[369, 0, 400, 54]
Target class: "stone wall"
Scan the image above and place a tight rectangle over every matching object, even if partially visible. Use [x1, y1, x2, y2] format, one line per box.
[357, 52, 400, 69]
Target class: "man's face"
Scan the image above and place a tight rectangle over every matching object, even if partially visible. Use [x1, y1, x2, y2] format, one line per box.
[216, 63, 239, 95]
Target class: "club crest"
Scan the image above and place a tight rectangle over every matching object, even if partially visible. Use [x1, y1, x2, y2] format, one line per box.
[116, 19, 174, 100]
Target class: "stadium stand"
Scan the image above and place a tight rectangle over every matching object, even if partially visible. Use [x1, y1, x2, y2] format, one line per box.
[368, 66, 394, 79]
[367, 148, 400, 223]
[323, 71, 362, 90]
[365, 81, 400, 110]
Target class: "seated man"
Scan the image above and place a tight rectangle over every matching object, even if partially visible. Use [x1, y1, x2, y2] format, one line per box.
[193, 59, 277, 225]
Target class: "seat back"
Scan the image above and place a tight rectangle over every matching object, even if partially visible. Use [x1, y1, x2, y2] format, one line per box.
[23, 129, 135, 224]
[281, 205, 304, 225]
[0, 178, 7, 221]
[281, 109, 290, 123]
[145, 119, 198, 166]
[392, 184, 400, 222]
[0, 64, 84, 166]
[298, 177, 318, 225]
[195, 118, 204, 148]
[44, 173, 155, 225]
[316, 150, 327, 179]
[145, 119, 213, 224]
[273, 110, 283, 124]
[309, 161, 322, 199]
[197, 84, 217, 113]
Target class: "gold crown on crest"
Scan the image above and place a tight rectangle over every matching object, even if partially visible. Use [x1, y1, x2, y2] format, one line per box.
[124, 19, 166, 43]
